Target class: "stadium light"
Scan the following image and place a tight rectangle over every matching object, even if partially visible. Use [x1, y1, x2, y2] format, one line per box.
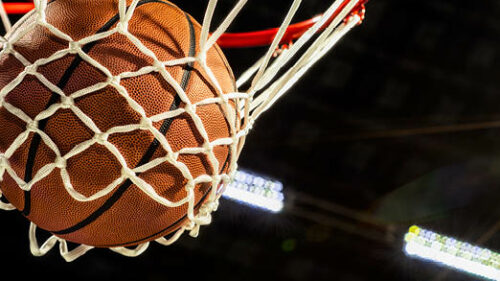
[222, 169, 284, 213]
[404, 225, 500, 281]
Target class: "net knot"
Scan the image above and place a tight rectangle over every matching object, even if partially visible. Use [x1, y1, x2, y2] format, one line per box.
[2, 42, 13, 54]
[24, 64, 38, 75]
[108, 75, 121, 87]
[26, 120, 39, 132]
[139, 117, 153, 130]
[184, 103, 196, 114]
[202, 142, 211, 152]
[60, 95, 74, 109]
[34, 9, 47, 24]
[19, 182, 29, 191]
[68, 41, 81, 55]
[116, 21, 129, 35]
[185, 220, 196, 231]
[188, 225, 200, 237]
[153, 60, 164, 70]
[200, 200, 219, 213]
[196, 52, 206, 65]
[54, 156, 66, 169]
[93, 132, 109, 145]
[121, 167, 136, 179]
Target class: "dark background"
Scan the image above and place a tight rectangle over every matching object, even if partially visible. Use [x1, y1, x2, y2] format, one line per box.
[1, 0, 500, 280]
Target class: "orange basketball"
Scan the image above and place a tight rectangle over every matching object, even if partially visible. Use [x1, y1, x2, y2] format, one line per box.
[0, 0, 237, 247]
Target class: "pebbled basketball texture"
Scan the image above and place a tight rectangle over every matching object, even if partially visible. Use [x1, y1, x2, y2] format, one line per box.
[0, 0, 237, 247]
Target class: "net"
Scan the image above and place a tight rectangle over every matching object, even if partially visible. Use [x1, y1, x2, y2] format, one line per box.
[0, 0, 365, 261]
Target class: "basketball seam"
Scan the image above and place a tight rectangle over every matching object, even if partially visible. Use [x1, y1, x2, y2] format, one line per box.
[99, 186, 211, 247]
[51, 2, 197, 237]
[17, 0, 58, 216]
[79, 12, 234, 249]
[21, 0, 174, 217]
[103, 154, 232, 248]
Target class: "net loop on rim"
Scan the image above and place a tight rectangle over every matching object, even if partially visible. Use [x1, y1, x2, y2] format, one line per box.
[0, 0, 366, 260]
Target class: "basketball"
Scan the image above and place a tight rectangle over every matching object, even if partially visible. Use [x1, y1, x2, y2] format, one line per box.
[0, 0, 236, 247]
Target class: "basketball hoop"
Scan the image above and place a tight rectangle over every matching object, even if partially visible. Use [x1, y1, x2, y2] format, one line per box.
[0, 0, 368, 261]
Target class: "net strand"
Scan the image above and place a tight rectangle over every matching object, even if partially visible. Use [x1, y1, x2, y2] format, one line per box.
[251, 0, 360, 119]
[0, 0, 362, 260]
[199, 0, 218, 50]
[0, 0, 11, 33]
[252, 15, 360, 120]
[110, 243, 150, 257]
[249, 0, 358, 97]
[202, 0, 247, 55]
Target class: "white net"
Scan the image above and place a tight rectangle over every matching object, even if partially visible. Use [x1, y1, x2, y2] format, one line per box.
[0, 0, 363, 261]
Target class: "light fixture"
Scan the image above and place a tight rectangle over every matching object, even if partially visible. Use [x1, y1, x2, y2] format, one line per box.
[222, 169, 284, 213]
[404, 225, 500, 281]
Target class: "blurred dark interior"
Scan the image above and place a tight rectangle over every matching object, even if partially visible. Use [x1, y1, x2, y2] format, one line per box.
[0, 0, 499, 280]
